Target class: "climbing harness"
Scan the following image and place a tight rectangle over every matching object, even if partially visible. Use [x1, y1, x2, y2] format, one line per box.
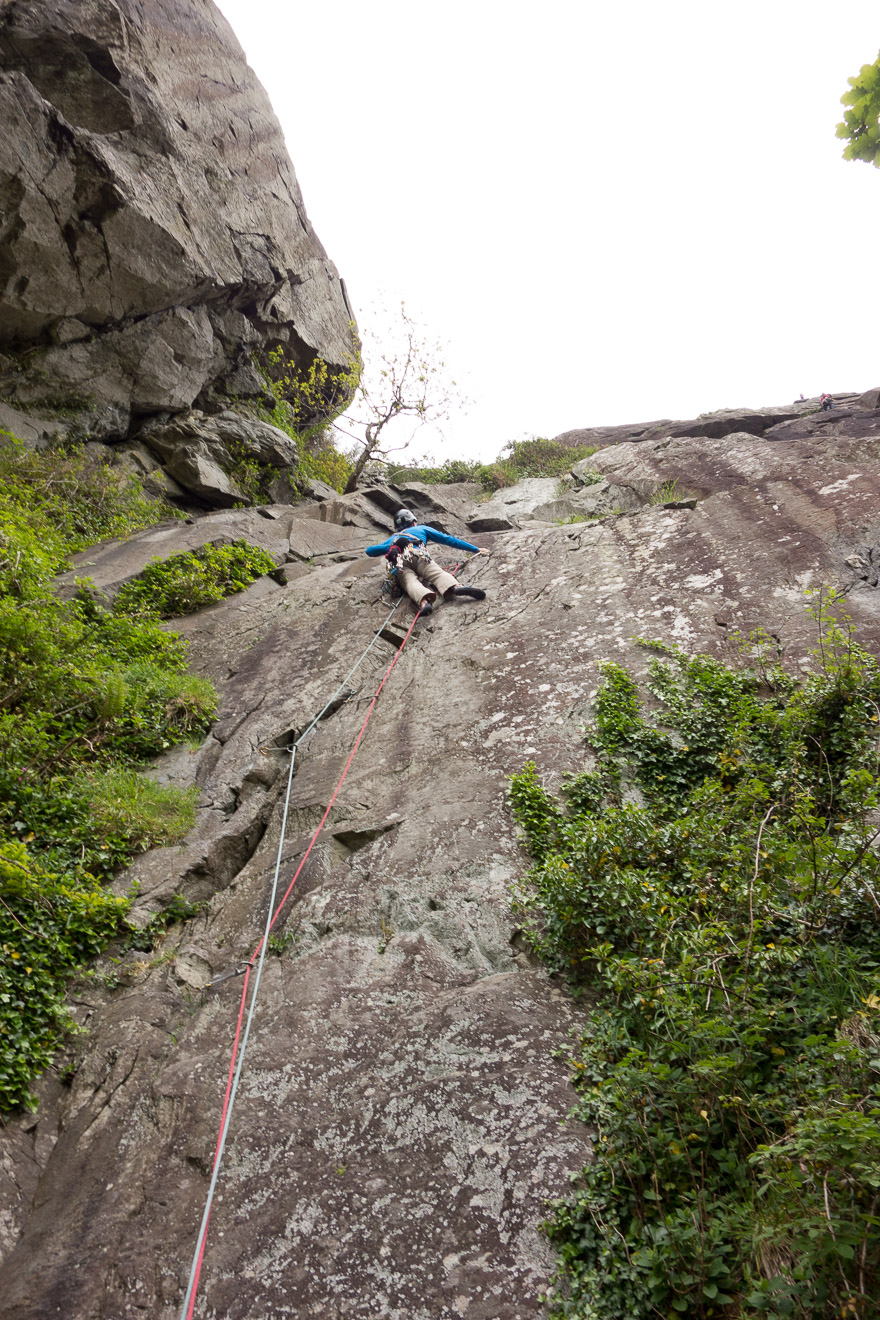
[381, 548, 466, 599]
[180, 600, 424, 1320]
[382, 541, 430, 592]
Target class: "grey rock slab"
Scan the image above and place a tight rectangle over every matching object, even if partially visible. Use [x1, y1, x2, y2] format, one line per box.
[270, 561, 312, 586]
[286, 517, 369, 561]
[159, 443, 248, 507]
[112, 440, 189, 499]
[298, 488, 407, 535]
[467, 514, 520, 532]
[531, 481, 645, 523]
[372, 482, 477, 538]
[57, 507, 299, 599]
[551, 398, 819, 451]
[12, 416, 880, 1316]
[0, 522, 595, 1317]
[474, 477, 561, 522]
[0, 0, 354, 432]
[0, 402, 67, 447]
[141, 410, 299, 471]
[301, 477, 340, 501]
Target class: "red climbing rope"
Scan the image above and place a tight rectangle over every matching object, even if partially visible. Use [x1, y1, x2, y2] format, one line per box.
[181, 606, 424, 1319]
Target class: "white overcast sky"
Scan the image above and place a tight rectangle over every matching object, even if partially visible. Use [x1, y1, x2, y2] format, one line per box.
[215, 0, 879, 462]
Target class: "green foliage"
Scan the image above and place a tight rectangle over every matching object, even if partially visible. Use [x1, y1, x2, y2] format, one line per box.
[241, 338, 360, 496]
[126, 893, 203, 953]
[503, 437, 597, 479]
[0, 839, 129, 1110]
[649, 478, 696, 506]
[0, 433, 176, 554]
[220, 443, 264, 504]
[510, 595, 880, 1319]
[387, 456, 496, 485]
[297, 432, 355, 493]
[113, 540, 276, 619]
[76, 768, 197, 854]
[389, 438, 599, 491]
[267, 928, 299, 956]
[263, 339, 361, 443]
[837, 51, 880, 167]
[0, 436, 218, 1109]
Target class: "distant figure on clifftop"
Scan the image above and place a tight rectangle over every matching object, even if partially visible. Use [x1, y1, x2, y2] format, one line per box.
[820, 393, 836, 411]
[366, 508, 489, 617]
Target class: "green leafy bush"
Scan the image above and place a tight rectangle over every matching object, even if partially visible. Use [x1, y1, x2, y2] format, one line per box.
[510, 596, 880, 1320]
[298, 438, 355, 493]
[0, 433, 176, 553]
[389, 437, 598, 491]
[0, 839, 129, 1109]
[0, 436, 219, 1109]
[262, 341, 361, 442]
[237, 342, 360, 495]
[837, 50, 880, 168]
[113, 540, 276, 618]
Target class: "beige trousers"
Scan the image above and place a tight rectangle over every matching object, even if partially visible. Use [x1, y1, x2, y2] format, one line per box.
[396, 556, 459, 606]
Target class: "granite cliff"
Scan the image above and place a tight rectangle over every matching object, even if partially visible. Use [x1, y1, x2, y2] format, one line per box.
[2, 1, 880, 1315]
[0, 0, 353, 451]
[2, 390, 880, 1316]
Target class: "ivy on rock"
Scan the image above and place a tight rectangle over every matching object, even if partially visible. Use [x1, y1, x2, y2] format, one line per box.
[510, 598, 880, 1320]
[0, 439, 272, 1109]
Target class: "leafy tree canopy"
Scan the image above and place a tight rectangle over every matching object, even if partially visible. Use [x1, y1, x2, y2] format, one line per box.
[837, 50, 880, 166]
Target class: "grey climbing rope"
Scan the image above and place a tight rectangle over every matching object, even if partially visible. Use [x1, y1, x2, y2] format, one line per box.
[180, 599, 402, 1319]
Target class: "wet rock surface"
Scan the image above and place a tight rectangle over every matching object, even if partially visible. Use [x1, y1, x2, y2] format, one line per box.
[4, 395, 880, 1317]
[0, 0, 353, 439]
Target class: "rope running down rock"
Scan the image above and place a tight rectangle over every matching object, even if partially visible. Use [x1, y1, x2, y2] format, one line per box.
[180, 599, 425, 1319]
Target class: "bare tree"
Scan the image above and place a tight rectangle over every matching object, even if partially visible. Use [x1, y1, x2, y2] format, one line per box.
[333, 304, 463, 494]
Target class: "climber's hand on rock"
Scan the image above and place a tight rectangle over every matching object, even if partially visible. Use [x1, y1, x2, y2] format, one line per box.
[477, 547, 490, 555]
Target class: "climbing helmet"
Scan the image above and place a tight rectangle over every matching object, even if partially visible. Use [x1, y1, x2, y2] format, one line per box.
[393, 508, 419, 531]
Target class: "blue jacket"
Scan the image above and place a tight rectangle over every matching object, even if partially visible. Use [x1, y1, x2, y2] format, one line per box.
[365, 525, 481, 557]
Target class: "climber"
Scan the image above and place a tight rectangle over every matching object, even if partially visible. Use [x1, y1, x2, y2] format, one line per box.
[820, 393, 835, 411]
[365, 508, 489, 616]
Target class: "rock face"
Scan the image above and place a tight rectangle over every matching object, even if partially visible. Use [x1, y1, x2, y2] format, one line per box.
[551, 390, 874, 451]
[3, 392, 880, 1318]
[0, 0, 354, 439]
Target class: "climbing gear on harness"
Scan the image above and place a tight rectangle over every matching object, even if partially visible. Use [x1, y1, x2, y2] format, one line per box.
[393, 508, 418, 531]
[388, 536, 412, 556]
[383, 540, 431, 589]
[180, 600, 421, 1320]
[450, 585, 486, 600]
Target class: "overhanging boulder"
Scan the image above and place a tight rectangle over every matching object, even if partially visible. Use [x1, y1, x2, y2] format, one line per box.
[0, 0, 355, 438]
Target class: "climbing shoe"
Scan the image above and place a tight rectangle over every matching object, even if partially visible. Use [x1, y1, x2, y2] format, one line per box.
[419, 601, 433, 616]
[451, 586, 486, 600]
